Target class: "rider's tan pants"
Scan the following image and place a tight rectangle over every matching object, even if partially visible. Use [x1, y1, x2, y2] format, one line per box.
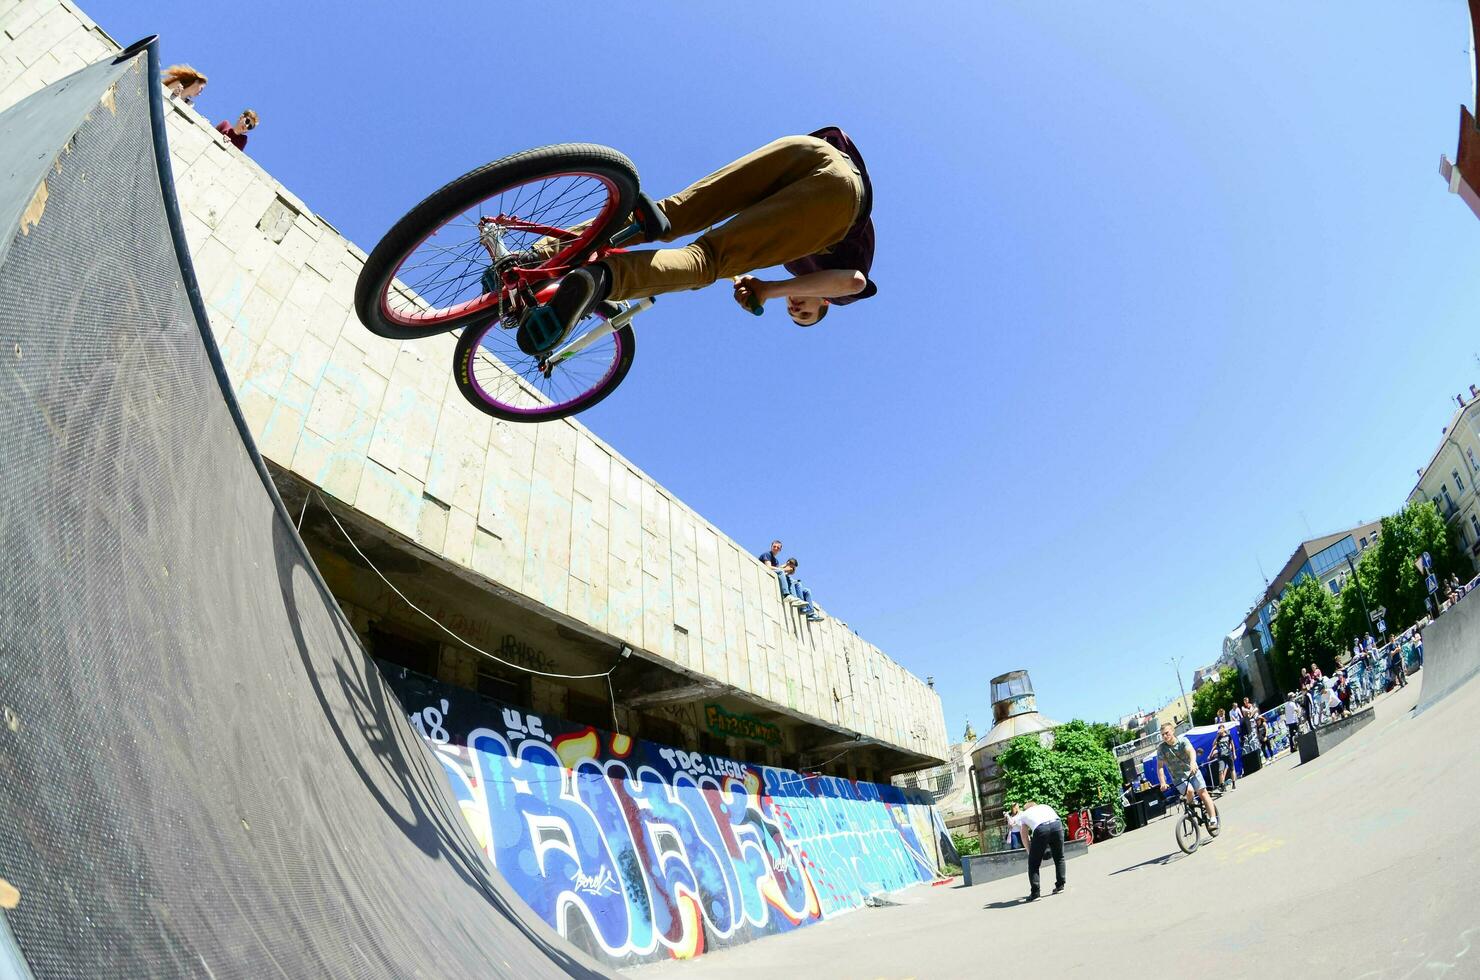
[602, 135, 863, 302]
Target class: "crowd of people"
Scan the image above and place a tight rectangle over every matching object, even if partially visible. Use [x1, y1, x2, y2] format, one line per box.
[757, 539, 825, 622]
[161, 63, 261, 154]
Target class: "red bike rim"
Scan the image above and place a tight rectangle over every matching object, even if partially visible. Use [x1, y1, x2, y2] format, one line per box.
[378, 170, 623, 330]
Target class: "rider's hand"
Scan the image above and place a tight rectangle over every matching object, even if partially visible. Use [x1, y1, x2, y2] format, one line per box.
[1158, 782, 1168, 792]
[732, 276, 768, 312]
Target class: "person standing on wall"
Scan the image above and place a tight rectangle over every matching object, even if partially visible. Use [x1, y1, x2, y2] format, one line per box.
[1007, 801, 1065, 901]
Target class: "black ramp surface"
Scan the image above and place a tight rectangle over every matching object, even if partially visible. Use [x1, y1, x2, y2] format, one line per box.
[0, 47, 610, 979]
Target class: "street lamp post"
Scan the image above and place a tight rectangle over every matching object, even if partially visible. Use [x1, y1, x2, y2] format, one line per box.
[1344, 554, 1372, 642]
[1169, 656, 1192, 725]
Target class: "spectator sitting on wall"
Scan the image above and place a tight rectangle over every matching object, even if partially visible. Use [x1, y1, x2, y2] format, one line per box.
[779, 558, 824, 622]
[1214, 708, 1227, 726]
[758, 539, 783, 568]
[162, 64, 207, 103]
[216, 109, 258, 151]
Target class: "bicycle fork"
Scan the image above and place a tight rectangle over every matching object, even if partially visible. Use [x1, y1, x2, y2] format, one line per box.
[545, 297, 655, 365]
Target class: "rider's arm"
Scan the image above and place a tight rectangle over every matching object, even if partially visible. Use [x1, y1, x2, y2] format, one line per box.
[754, 269, 868, 301]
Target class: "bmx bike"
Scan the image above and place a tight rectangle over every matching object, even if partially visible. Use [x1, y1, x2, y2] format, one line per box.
[354, 143, 678, 423]
[1172, 786, 1221, 854]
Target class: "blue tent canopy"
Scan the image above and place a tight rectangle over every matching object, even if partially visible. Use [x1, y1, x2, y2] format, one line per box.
[1141, 724, 1244, 792]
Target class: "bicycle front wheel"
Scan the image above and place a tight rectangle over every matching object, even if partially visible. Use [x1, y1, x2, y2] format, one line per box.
[452, 302, 635, 422]
[1175, 813, 1200, 854]
[355, 144, 639, 340]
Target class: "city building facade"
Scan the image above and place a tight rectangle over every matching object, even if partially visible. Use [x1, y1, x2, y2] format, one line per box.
[1408, 388, 1480, 575]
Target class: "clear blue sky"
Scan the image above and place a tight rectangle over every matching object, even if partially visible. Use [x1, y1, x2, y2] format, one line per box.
[88, 1, 1480, 737]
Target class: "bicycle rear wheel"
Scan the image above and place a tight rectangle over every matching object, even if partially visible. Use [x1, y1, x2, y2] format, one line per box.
[452, 301, 635, 422]
[355, 143, 639, 340]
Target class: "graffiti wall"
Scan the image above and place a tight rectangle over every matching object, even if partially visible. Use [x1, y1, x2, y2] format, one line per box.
[381, 666, 956, 967]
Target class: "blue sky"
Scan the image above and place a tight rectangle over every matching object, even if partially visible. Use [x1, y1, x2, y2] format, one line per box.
[88, 1, 1480, 736]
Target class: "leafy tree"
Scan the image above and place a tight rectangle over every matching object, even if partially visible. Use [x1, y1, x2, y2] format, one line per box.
[1270, 575, 1340, 692]
[1190, 667, 1245, 726]
[996, 721, 1122, 815]
[1084, 721, 1139, 752]
[1365, 500, 1467, 628]
[950, 831, 981, 857]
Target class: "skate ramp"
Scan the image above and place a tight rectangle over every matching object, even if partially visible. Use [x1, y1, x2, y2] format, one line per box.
[0, 43, 608, 979]
[1417, 595, 1480, 712]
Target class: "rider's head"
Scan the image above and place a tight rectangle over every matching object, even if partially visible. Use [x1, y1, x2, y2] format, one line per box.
[786, 296, 829, 326]
[1160, 722, 1175, 742]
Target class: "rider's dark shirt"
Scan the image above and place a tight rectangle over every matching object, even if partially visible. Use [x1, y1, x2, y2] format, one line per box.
[784, 126, 877, 305]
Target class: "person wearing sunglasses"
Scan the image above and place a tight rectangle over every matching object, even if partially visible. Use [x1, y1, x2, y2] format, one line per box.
[216, 110, 259, 152]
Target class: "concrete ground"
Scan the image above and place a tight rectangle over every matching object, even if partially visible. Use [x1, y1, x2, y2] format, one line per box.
[632, 677, 1478, 979]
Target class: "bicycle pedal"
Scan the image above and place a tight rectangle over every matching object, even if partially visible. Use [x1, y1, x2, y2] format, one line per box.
[516, 305, 560, 356]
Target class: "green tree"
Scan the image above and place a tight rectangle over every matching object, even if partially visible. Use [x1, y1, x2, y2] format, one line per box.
[1190, 667, 1245, 726]
[1270, 575, 1341, 692]
[996, 721, 1122, 815]
[1084, 721, 1139, 752]
[1366, 500, 1467, 628]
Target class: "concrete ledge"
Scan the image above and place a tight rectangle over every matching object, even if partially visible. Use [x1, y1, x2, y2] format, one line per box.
[961, 839, 1089, 887]
[1297, 707, 1376, 764]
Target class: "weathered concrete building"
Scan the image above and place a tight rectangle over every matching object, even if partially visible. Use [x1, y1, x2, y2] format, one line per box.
[0, 2, 949, 784]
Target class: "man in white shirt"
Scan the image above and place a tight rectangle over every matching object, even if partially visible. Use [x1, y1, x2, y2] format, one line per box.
[1282, 697, 1301, 752]
[1007, 801, 1065, 901]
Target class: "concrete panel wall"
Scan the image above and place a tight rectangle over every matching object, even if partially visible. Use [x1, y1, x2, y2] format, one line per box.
[0, 3, 950, 764]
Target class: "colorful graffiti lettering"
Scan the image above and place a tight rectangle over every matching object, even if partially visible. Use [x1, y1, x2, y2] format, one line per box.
[383, 670, 953, 967]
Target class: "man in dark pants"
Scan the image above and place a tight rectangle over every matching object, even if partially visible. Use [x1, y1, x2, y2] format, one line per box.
[1008, 801, 1065, 901]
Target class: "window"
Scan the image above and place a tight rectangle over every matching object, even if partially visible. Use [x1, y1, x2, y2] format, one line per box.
[1359, 535, 1368, 550]
[641, 713, 686, 749]
[1455, 469, 1466, 493]
[1327, 578, 1341, 595]
[368, 624, 439, 678]
[1470, 447, 1480, 475]
[566, 690, 612, 729]
[476, 664, 531, 709]
[1470, 513, 1480, 538]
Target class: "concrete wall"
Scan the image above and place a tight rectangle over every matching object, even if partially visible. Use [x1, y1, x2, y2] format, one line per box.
[0, 1, 950, 764]
[383, 668, 953, 967]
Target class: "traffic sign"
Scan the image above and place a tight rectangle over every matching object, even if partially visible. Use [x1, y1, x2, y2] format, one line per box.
[1377, 618, 1387, 633]
[1423, 551, 1433, 571]
[1427, 572, 1439, 594]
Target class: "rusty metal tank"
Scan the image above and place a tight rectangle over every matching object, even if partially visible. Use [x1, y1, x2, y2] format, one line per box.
[970, 670, 1058, 842]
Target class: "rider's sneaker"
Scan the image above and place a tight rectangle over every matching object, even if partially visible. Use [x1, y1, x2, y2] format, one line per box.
[1207, 816, 1219, 828]
[516, 263, 611, 355]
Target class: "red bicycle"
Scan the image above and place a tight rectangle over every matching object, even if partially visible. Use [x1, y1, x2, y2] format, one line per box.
[354, 143, 674, 423]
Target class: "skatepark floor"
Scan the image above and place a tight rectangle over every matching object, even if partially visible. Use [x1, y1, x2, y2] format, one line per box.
[631, 678, 1476, 979]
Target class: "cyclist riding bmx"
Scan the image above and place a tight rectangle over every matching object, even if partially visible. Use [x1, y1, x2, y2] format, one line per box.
[520, 127, 877, 353]
[1155, 721, 1219, 828]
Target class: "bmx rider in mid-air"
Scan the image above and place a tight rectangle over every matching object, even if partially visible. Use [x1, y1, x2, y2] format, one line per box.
[526, 126, 877, 352]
